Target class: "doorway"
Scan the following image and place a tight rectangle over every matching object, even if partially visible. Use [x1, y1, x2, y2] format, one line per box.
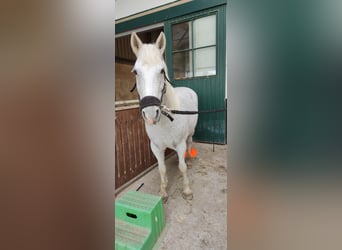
[115, 26, 164, 105]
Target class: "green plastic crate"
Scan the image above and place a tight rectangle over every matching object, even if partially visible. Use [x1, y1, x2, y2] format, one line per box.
[115, 219, 150, 250]
[115, 191, 165, 250]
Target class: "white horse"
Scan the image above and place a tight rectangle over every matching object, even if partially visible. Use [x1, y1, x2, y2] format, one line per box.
[130, 32, 198, 201]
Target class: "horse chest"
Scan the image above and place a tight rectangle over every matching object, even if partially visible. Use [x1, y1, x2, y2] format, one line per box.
[145, 121, 185, 150]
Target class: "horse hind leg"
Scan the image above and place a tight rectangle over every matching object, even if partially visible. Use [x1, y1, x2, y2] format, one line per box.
[185, 135, 193, 166]
[186, 132, 198, 160]
[150, 142, 168, 202]
[176, 141, 193, 200]
[186, 135, 192, 156]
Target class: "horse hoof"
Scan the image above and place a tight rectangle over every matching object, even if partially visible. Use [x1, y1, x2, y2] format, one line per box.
[159, 191, 168, 203]
[162, 196, 169, 203]
[182, 191, 193, 200]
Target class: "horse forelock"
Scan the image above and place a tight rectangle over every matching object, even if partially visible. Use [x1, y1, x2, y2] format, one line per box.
[137, 44, 164, 67]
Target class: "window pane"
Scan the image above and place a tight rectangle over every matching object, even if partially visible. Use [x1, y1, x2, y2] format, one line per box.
[173, 51, 193, 79]
[194, 47, 216, 77]
[172, 22, 191, 51]
[193, 15, 216, 48]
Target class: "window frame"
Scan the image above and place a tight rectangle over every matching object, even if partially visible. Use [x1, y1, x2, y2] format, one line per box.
[170, 12, 218, 80]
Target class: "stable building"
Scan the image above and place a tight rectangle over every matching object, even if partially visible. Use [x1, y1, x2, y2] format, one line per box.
[115, 0, 227, 189]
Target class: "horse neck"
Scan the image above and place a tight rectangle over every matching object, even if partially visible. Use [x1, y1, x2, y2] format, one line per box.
[163, 81, 179, 110]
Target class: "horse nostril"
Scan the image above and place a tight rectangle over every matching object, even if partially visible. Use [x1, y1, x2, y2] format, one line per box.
[142, 110, 146, 118]
[155, 109, 159, 118]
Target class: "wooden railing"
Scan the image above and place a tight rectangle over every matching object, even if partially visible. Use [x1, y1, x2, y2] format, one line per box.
[115, 106, 157, 188]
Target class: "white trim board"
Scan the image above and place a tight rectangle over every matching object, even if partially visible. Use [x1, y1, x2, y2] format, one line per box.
[115, 23, 164, 38]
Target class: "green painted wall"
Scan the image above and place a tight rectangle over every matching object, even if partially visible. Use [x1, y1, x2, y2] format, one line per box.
[164, 6, 226, 144]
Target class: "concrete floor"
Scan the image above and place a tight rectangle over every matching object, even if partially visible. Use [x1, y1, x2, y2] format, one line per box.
[116, 142, 227, 250]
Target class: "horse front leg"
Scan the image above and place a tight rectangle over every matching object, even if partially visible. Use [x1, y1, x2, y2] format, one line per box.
[150, 142, 168, 202]
[176, 141, 193, 200]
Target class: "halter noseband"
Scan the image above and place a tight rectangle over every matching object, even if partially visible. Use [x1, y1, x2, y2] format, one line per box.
[139, 96, 162, 111]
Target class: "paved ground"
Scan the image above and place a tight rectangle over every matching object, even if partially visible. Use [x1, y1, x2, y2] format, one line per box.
[116, 142, 227, 250]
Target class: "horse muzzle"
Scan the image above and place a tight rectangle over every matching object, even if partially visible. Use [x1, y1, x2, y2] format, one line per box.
[141, 106, 161, 125]
[139, 95, 162, 125]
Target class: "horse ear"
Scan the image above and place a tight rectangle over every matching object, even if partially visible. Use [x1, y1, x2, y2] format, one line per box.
[130, 32, 142, 56]
[155, 32, 166, 55]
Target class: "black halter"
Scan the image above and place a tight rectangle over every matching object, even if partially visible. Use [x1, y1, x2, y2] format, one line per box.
[130, 72, 168, 111]
[139, 96, 162, 111]
[130, 72, 200, 122]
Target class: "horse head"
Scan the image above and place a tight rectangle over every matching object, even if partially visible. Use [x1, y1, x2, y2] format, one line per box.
[130, 32, 167, 125]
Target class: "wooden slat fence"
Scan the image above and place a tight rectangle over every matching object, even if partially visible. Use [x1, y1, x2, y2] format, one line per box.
[116, 106, 174, 189]
[115, 107, 156, 188]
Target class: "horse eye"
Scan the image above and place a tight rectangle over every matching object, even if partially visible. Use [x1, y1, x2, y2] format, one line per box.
[160, 69, 165, 74]
[132, 70, 137, 75]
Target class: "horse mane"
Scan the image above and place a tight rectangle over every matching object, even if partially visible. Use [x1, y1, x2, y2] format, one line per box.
[163, 71, 179, 110]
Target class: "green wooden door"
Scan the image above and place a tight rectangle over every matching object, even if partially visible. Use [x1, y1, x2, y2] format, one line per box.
[164, 6, 226, 144]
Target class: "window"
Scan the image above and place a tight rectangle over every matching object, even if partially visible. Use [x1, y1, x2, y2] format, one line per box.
[172, 15, 216, 79]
